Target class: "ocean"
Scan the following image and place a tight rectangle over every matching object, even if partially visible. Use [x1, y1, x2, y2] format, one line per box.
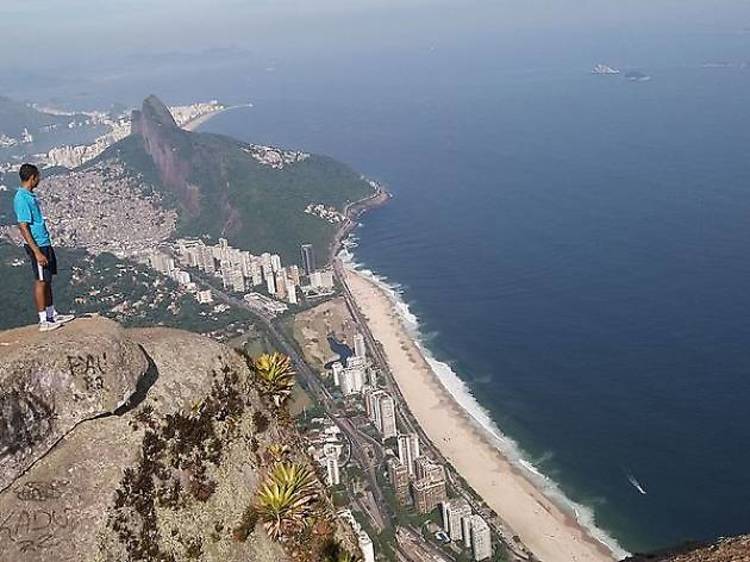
[193, 35, 750, 554]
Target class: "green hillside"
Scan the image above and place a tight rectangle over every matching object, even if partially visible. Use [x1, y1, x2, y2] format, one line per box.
[94, 95, 373, 266]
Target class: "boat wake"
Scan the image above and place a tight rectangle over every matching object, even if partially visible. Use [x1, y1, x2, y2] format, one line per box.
[626, 472, 648, 495]
[338, 236, 630, 560]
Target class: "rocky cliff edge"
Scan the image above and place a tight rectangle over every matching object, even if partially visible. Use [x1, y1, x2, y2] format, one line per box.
[0, 318, 347, 562]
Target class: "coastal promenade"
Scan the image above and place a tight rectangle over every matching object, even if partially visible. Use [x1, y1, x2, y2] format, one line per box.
[330, 192, 623, 562]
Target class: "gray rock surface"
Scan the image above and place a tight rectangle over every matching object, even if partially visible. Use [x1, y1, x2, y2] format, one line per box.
[0, 318, 147, 492]
[0, 319, 299, 562]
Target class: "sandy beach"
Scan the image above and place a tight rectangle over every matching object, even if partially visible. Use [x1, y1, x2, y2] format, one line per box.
[182, 103, 252, 132]
[182, 110, 222, 131]
[344, 266, 623, 562]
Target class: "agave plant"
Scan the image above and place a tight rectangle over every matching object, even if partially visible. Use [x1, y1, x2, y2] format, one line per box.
[256, 462, 319, 541]
[266, 443, 291, 463]
[252, 353, 296, 407]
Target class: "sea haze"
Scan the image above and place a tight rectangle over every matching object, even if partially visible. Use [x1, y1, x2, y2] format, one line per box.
[195, 30, 750, 554]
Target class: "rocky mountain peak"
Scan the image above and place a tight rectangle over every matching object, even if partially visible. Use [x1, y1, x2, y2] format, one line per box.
[131, 94, 179, 134]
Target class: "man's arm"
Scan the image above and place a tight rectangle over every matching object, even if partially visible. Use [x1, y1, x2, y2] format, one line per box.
[18, 223, 48, 267]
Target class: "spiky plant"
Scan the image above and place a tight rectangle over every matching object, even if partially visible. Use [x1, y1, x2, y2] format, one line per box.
[267, 443, 291, 463]
[252, 353, 296, 407]
[256, 462, 319, 541]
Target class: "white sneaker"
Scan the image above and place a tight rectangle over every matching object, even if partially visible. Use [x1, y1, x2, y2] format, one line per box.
[39, 320, 62, 332]
[53, 313, 75, 324]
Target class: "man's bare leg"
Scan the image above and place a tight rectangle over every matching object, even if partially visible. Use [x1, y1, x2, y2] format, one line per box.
[34, 280, 47, 315]
[34, 280, 60, 331]
[45, 281, 53, 310]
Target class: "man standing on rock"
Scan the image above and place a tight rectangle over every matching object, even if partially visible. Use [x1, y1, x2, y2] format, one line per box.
[14, 163, 74, 332]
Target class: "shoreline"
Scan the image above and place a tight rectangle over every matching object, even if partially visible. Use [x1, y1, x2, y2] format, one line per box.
[328, 190, 626, 562]
[182, 103, 252, 132]
[342, 263, 626, 562]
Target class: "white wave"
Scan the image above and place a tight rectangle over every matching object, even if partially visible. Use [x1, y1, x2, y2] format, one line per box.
[339, 242, 630, 559]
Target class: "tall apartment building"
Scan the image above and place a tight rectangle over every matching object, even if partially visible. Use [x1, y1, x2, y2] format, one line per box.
[288, 264, 301, 286]
[386, 457, 410, 504]
[274, 271, 287, 300]
[286, 278, 298, 304]
[331, 362, 343, 386]
[230, 270, 245, 293]
[414, 456, 444, 482]
[397, 433, 421, 475]
[340, 365, 366, 396]
[353, 332, 367, 359]
[325, 454, 340, 486]
[266, 270, 276, 295]
[201, 246, 215, 273]
[441, 499, 472, 542]
[365, 390, 397, 439]
[338, 509, 376, 562]
[250, 261, 263, 286]
[300, 243, 316, 276]
[412, 457, 447, 514]
[270, 253, 282, 273]
[412, 474, 447, 514]
[469, 515, 492, 561]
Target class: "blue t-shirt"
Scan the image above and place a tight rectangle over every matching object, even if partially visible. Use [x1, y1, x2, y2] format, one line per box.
[14, 187, 51, 247]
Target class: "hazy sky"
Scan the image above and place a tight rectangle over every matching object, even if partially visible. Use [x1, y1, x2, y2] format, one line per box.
[2, 0, 749, 60]
[1, 1, 749, 106]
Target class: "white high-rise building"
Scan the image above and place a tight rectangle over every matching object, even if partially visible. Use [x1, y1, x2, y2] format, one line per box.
[378, 393, 397, 439]
[358, 531, 375, 562]
[332, 362, 343, 386]
[288, 264, 301, 286]
[325, 453, 340, 486]
[270, 253, 282, 273]
[354, 332, 367, 359]
[340, 365, 366, 396]
[260, 252, 272, 269]
[441, 499, 472, 542]
[266, 272, 277, 295]
[366, 390, 397, 439]
[250, 261, 263, 286]
[469, 515, 492, 561]
[462, 517, 473, 549]
[338, 510, 376, 562]
[203, 247, 216, 273]
[230, 270, 245, 293]
[274, 271, 287, 300]
[397, 433, 421, 475]
[286, 278, 298, 304]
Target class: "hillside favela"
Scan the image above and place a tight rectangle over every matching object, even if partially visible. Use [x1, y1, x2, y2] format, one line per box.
[1, 2, 750, 562]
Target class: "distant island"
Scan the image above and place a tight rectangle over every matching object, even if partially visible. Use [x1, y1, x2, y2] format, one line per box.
[591, 65, 652, 82]
[592, 64, 621, 75]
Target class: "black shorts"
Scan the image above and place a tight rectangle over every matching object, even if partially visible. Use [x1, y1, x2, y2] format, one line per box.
[24, 245, 57, 282]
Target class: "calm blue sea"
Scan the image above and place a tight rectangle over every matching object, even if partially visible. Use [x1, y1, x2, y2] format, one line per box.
[193, 35, 750, 554]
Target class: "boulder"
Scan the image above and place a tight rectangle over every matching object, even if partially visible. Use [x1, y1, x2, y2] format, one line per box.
[0, 317, 147, 492]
